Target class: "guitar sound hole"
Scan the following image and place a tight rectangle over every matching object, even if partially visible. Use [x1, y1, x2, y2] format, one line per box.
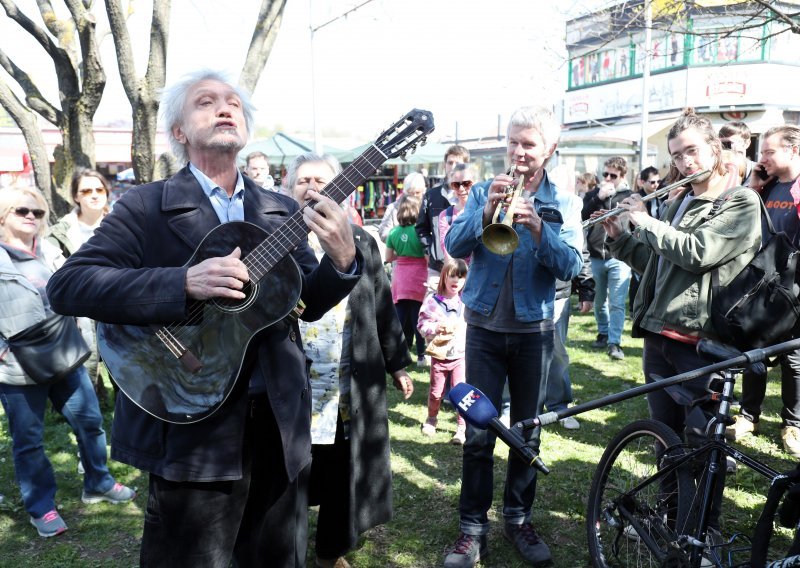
[212, 281, 260, 313]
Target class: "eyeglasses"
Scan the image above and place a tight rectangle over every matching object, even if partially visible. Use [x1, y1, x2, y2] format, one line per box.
[602, 172, 618, 180]
[450, 180, 474, 190]
[648, 179, 661, 185]
[78, 187, 106, 196]
[12, 207, 46, 219]
[670, 146, 702, 163]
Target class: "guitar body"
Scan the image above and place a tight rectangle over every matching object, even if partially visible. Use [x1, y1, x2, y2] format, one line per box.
[95, 108, 434, 423]
[98, 221, 302, 424]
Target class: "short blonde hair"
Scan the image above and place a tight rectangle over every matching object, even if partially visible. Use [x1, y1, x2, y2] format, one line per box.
[0, 185, 50, 241]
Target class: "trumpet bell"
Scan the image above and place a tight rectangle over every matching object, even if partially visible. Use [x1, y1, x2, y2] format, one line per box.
[483, 223, 519, 255]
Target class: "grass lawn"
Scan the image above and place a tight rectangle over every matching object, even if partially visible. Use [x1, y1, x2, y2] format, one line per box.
[0, 308, 797, 567]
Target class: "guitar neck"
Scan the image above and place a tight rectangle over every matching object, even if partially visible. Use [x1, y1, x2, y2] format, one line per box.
[245, 146, 388, 281]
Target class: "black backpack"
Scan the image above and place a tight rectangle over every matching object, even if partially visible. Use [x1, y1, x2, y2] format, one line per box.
[708, 189, 800, 350]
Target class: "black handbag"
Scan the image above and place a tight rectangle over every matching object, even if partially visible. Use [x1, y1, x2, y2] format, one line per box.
[709, 191, 800, 350]
[3, 313, 91, 385]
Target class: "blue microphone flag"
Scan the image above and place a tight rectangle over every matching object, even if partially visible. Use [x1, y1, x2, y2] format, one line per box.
[448, 383, 498, 429]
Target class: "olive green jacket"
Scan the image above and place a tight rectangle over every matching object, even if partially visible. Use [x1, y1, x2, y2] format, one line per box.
[608, 185, 761, 340]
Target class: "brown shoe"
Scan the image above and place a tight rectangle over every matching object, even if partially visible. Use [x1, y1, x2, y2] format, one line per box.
[782, 425, 800, 458]
[316, 556, 351, 568]
[725, 415, 758, 441]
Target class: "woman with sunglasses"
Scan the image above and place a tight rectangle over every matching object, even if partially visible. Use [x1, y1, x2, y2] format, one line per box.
[439, 163, 477, 264]
[47, 168, 110, 259]
[47, 169, 111, 400]
[0, 186, 135, 539]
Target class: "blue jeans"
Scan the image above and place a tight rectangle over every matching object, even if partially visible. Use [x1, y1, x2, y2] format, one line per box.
[545, 297, 572, 412]
[0, 366, 115, 518]
[458, 325, 553, 535]
[590, 257, 631, 345]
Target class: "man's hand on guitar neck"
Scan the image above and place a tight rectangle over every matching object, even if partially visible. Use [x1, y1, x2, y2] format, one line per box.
[185, 247, 250, 301]
[302, 189, 357, 273]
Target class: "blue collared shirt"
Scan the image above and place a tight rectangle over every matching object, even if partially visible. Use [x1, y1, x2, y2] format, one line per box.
[189, 162, 245, 223]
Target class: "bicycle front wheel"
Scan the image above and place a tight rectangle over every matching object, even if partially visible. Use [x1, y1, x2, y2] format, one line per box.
[586, 419, 696, 567]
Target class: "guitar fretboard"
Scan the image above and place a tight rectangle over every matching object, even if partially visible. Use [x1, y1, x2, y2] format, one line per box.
[243, 145, 388, 282]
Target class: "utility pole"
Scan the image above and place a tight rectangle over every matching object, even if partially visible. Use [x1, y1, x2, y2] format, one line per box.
[639, 0, 652, 170]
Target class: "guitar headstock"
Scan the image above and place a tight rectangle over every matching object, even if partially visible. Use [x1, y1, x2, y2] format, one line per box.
[374, 109, 435, 161]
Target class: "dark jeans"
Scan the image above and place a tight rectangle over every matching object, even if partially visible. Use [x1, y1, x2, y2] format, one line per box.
[458, 325, 553, 535]
[740, 348, 800, 428]
[642, 333, 725, 528]
[139, 398, 307, 568]
[0, 366, 115, 518]
[394, 299, 425, 358]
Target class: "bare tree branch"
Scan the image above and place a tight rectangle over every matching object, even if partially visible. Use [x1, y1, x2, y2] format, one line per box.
[752, 0, 800, 33]
[239, 0, 287, 95]
[0, 78, 55, 204]
[0, 48, 61, 124]
[104, 0, 137, 100]
[0, 0, 72, 68]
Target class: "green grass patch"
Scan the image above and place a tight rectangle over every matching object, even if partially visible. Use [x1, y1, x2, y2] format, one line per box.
[1, 309, 797, 566]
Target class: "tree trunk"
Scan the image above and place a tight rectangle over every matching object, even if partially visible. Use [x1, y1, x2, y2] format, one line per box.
[105, 0, 170, 185]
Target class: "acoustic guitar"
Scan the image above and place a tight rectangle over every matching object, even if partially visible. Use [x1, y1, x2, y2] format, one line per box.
[98, 109, 435, 423]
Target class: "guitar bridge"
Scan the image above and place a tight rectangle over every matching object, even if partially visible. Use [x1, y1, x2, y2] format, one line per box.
[155, 327, 204, 373]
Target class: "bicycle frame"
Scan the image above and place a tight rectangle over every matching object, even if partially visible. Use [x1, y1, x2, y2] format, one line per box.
[517, 336, 800, 567]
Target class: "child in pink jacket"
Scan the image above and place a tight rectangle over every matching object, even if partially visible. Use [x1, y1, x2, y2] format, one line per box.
[417, 258, 468, 444]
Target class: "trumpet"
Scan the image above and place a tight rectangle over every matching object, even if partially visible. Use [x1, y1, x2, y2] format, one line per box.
[582, 169, 711, 229]
[483, 166, 525, 255]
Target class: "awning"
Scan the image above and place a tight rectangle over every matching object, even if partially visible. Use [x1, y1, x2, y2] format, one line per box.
[560, 118, 676, 145]
[334, 140, 451, 165]
[238, 133, 344, 167]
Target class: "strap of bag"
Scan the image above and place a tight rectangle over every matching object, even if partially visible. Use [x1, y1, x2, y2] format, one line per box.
[707, 187, 773, 290]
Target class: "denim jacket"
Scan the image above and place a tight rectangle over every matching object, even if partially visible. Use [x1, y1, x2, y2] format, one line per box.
[444, 171, 584, 322]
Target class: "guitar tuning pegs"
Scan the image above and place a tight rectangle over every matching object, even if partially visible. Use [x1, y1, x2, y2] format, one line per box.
[420, 136, 428, 146]
[399, 151, 408, 162]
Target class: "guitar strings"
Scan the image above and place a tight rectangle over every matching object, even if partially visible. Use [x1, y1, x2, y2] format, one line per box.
[160, 145, 388, 350]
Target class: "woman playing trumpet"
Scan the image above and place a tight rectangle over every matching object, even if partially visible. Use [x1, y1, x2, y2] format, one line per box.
[593, 108, 761, 533]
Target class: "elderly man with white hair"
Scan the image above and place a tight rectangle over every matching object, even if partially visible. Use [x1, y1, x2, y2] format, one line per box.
[47, 69, 362, 568]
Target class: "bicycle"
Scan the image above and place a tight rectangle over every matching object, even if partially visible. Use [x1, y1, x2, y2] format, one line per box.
[519, 336, 800, 567]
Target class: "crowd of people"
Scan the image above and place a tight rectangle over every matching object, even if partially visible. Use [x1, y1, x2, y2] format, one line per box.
[0, 66, 799, 568]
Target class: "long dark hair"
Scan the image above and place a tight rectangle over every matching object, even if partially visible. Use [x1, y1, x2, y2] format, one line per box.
[664, 108, 725, 185]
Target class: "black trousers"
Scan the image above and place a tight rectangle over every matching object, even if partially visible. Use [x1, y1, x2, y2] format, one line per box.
[740, 348, 800, 428]
[307, 419, 353, 559]
[139, 398, 307, 568]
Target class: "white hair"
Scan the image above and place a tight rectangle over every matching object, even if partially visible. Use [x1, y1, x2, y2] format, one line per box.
[282, 152, 342, 192]
[160, 69, 256, 165]
[507, 106, 561, 150]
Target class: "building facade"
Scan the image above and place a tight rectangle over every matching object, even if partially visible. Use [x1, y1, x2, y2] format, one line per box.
[561, 0, 800, 183]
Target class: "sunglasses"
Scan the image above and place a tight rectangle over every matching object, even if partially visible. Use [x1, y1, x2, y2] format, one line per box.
[648, 179, 661, 185]
[78, 187, 107, 196]
[13, 207, 46, 219]
[720, 140, 733, 150]
[450, 180, 474, 190]
[602, 172, 618, 180]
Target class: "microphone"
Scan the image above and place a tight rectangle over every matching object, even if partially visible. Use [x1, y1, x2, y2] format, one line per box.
[448, 383, 549, 475]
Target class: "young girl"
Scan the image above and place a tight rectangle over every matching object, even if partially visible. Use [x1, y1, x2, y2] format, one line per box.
[385, 195, 428, 366]
[417, 258, 468, 444]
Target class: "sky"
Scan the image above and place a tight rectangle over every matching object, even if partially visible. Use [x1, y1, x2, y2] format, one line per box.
[0, 0, 608, 146]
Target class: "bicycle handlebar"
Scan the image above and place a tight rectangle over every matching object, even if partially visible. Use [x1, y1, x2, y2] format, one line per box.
[517, 336, 800, 432]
